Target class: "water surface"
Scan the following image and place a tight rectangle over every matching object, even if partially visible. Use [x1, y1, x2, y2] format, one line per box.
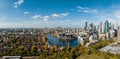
[46, 34, 78, 47]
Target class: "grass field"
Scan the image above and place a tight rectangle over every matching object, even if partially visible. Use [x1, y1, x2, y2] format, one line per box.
[76, 54, 104, 59]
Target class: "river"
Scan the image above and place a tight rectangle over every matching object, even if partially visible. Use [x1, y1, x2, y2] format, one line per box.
[46, 34, 78, 47]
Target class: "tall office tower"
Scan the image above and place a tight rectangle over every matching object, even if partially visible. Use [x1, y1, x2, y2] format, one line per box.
[104, 20, 109, 34]
[98, 25, 101, 34]
[109, 22, 112, 29]
[89, 23, 94, 31]
[106, 32, 110, 40]
[91, 23, 94, 30]
[114, 22, 118, 30]
[93, 25, 96, 31]
[110, 23, 114, 30]
[22, 28, 25, 33]
[100, 22, 104, 34]
[99, 22, 102, 33]
[84, 22, 88, 31]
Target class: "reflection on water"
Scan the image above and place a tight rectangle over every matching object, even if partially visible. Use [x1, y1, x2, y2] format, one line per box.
[46, 34, 78, 47]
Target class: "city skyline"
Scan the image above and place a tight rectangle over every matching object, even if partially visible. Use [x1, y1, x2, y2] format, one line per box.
[0, 0, 120, 28]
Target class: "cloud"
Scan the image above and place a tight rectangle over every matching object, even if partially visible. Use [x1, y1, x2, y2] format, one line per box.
[14, 0, 24, 5]
[83, 10, 90, 13]
[61, 13, 69, 17]
[14, 0, 24, 8]
[31, 15, 41, 19]
[52, 13, 69, 18]
[77, 6, 89, 10]
[14, 5, 18, 8]
[24, 12, 29, 14]
[77, 6, 98, 13]
[44, 12, 69, 21]
[31, 12, 69, 21]
[42, 16, 49, 21]
[52, 13, 61, 17]
[77, 6, 84, 9]
[31, 15, 49, 21]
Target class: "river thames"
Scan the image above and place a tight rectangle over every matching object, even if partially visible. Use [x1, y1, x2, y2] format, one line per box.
[46, 34, 78, 47]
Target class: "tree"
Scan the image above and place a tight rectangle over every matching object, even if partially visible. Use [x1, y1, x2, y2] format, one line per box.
[31, 45, 37, 55]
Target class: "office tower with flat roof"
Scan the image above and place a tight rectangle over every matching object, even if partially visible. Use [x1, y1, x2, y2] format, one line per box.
[114, 22, 118, 30]
[84, 22, 88, 31]
[100, 22, 104, 34]
[104, 20, 109, 34]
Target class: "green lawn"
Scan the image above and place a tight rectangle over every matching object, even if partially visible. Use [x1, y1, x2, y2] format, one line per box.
[76, 54, 104, 59]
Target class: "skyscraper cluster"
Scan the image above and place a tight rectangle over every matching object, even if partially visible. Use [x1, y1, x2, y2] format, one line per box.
[78, 20, 120, 46]
[98, 20, 118, 34]
[84, 20, 119, 40]
[84, 22, 96, 33]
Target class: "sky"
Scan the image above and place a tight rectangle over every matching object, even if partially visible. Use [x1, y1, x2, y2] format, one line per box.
[0, 0, 120, 28]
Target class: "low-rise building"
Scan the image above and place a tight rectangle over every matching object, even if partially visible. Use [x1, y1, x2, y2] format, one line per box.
[2, 56, 21, 59]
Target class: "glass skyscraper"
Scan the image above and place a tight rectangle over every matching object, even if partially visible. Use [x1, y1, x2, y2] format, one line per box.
[104, 20, 109, 34]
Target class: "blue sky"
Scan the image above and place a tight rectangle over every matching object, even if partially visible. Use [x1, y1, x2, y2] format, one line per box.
[0, 0, 120, 28]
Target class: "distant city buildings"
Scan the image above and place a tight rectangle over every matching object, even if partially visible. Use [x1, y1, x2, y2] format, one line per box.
[78, 20, 120, 46]
[97, 20, 119, 40]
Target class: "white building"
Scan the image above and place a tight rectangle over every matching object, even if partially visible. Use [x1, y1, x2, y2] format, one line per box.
[114, 22, 118, 30]
[2, 56, 21, 59]
[109, 30, 115, 39]
[78, 36, 85, 45]
[89, 35, 94, 42]
[106, 32, 110, 40]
